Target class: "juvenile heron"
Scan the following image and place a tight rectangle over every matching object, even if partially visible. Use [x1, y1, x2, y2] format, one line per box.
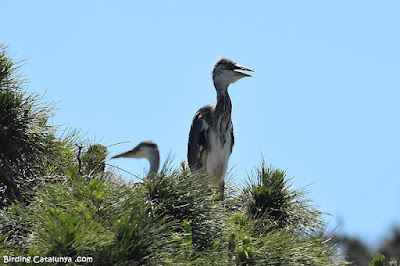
[188, 57, 253, 196]
[112, 141, 160, 177]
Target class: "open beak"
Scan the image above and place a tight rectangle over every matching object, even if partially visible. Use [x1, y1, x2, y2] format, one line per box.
[233, 64, 254, 77]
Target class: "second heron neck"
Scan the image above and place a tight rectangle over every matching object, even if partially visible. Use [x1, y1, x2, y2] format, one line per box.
[146, 152, 160, 176]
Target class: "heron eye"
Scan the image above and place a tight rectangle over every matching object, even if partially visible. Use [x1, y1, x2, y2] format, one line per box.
[227, 63, 235, 70]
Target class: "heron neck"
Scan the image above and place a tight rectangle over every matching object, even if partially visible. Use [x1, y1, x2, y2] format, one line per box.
[215, 89, 232, 121]
[146, 152, 160, 176]
[214, 80, 229, 93]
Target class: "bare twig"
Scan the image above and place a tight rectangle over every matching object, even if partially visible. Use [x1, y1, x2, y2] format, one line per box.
[77, 144, 83, 175]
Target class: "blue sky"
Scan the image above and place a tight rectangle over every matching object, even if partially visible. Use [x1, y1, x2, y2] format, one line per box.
[2, 1, 399, 248]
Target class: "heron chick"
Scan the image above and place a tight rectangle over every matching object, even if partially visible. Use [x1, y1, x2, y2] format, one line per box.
[188, 57, 253, 197]
[112, 141, 160, 177]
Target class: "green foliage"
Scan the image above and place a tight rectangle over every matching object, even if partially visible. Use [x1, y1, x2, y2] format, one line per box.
[0, 174, 177, 265]
[0, 44, 75, 209]
[140, 165, 227, 252]
[369, 253, 398, 266]
[81, 144, 107, 175]
[370, 254, 386, 266]
[0, 160, 344, 265]
[225, 209, 342, 265]
[244, 163, 291, 229]
[0, 45, 23, 91]
[243, 159, 325, 236]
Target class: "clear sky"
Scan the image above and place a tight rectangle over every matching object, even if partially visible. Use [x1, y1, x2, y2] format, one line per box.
[2, 1, 399, 248]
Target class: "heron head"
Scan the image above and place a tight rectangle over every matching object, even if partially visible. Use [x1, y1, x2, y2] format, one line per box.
[112, 141, 159, 160]
[212, 57, 253, 90]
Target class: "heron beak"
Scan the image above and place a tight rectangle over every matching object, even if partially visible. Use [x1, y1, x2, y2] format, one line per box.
[112, 150, 134, 159]
[233, 64, 254, 77]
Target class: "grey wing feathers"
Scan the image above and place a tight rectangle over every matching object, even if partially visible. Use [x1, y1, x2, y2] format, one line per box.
[188, 107, 211, 170]
[230, 121, 234, 154]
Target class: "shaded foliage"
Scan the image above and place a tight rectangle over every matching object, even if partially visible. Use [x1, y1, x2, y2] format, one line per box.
[0, 44, 69, 209]
[379, 228, 400, 264]
[340, 235, 371, 266]
[337, 228, 400, 266]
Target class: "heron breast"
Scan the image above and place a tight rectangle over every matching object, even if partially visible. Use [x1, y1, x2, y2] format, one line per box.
[205, 129, 232, 185]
